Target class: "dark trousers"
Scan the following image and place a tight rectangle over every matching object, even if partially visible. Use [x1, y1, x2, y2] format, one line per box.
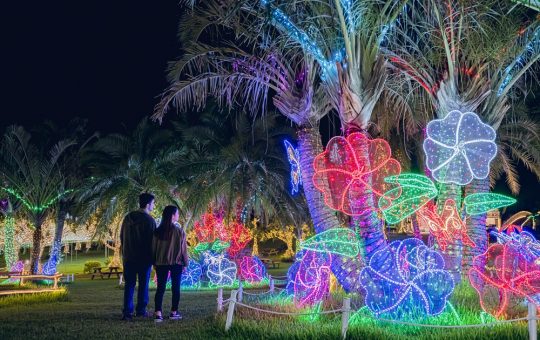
[154, 264, 183, 312]
[123, 261, 152, 316]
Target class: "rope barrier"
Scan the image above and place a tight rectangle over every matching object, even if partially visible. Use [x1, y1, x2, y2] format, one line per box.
[360, 316, 531, 328]
[235, 301, 343, 316]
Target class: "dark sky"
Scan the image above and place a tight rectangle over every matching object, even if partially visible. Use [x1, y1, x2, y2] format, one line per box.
[1, 1, 181, 133]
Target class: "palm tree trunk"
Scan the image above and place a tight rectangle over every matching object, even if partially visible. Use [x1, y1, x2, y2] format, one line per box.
[437, 183, 462, 282]
[43, 207, 67, 274]
[297, 127, 363, 293]
[462, 178, 490, 271]
[30, 221, 43, 274]
[412, 215, 421, 240]
[3, 214, 17, 269]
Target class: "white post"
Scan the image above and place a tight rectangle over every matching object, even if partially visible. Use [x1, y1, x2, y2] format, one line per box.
[217, 288, 223, 312]
[529, 301, 537, 340]
[269, 275, 274, 292]
[225, 290, 238, 332]
[71, 274, 75, 282]
[341, 297, 351, 340]
[118, 273, 123, 285]
[238, 281, 243, 302]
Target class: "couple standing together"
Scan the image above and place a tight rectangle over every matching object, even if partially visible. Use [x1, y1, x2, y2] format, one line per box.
[119, 193, 188, 322]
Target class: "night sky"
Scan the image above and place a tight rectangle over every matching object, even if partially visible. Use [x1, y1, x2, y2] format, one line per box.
[1, 1, 181, 133]
[1, 2, 539, 215]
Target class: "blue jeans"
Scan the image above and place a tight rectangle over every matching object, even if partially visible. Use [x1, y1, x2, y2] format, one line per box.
[154, 264, 183, 312]
[123, 261, 152, 316]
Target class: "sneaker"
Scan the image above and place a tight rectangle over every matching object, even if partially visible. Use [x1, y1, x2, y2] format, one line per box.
[121, 314, 133, 321]
[154, 313, 164, 323]
[169, 311, 182, 320]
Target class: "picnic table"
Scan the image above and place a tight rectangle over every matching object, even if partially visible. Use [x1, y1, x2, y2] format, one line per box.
[260, 258, 281, 269]
[91, 266, 123, 280]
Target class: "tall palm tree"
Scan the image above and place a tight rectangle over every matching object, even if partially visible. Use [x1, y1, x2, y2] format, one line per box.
[78, 118, 183, 262]
[0, 126, 75, 273]
[385, 0, 540, 274]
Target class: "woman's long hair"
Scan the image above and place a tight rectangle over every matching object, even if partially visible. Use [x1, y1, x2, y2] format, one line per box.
[155, 205, 178, 241]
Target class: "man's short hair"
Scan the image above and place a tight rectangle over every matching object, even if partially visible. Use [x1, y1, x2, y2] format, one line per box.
[139, 193, 155, 209]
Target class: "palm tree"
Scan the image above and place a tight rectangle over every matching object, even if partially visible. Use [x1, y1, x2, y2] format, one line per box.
[385, 0, 540, 273]
[0, 198, 18, 269]
[78, 117, 182, 263]
[0, 126, 75, 273]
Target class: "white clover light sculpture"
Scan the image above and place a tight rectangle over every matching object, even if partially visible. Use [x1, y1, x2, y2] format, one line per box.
[423, 110, 497, 185]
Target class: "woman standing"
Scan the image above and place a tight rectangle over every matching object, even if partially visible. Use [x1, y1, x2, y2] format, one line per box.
[152, 205, 188, 322]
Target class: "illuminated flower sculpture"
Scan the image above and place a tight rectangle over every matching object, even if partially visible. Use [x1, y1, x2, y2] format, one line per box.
[416, 199, 476, 251]
[239, 256, 266, 283]
[313, 133, 401, 215]
[360, 238, 455, 318]
[491, 231, 540, 263]
[423, 110, 497, 185]
[181, 260, 203, 287]
[468, 243, 540, 318]
[206, 254, 237, 287]
[227, 221, 252, 258]
[294, 250, 332, 307]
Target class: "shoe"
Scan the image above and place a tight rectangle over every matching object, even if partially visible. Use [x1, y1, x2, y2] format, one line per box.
[154, 313, 164, 323]
[121, 314, 133, 321]
[169, 311, 182, 320]
[135, 311, 151, 318]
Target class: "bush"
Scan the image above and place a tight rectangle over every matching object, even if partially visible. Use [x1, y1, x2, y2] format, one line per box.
[83, 261, 102, 274]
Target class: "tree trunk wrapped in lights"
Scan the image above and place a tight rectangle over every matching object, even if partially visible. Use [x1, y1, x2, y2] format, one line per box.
[462, 177, 490, 270]
[43, 206, 68, 275]
[3, 215, 17, 269]
[436, 183, 463, 282]
[30, 222, 43, 274]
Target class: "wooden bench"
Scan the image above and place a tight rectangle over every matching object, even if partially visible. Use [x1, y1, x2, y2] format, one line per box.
[91, 266, 123, 280]
[261, 249, 280, 257]
[260, 258, 281, 269]
[10, 273, 63, 289]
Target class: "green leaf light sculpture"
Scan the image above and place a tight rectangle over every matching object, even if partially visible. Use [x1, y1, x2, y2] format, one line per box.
[464, 193, 516, 215]
[378, 174, 438, 225]
[300, 228, 359, 257]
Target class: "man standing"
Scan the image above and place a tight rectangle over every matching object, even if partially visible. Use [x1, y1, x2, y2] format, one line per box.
[120, 193, 156, 320]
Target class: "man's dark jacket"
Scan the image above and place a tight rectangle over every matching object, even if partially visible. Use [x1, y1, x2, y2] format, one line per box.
[120, 210, 156, 265]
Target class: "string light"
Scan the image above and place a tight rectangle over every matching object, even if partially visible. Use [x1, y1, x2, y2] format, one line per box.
[468, 242, 540, 318]
[359, 238, 455, 318]
[194, 212, 220, 243]
[1, 187, 74, 213]
[313, 132, 401, 216]
[300, 228, 359, 258]
[416, 200, 476, 252]
[206, 254, 237, 287]
[423, 110, 497, 185]
[226, 221, 252, 258]
[463, 193, 516, 216]
[239, 256, 266, 283]
[284, 140, 302, 195]
[181, 260, 203, 288]
[3, 216, 16, 269]
[293, 250, 332, 307]
[379, 174, 438, 225]
[491, 230, 540, 263]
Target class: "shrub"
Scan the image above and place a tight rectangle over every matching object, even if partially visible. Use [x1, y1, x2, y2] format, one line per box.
[83, 261, 102, 274]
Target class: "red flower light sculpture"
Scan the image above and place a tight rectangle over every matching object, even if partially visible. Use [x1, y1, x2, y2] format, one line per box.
[313, 133, 401, 215]
[227, 221, 252, 258]
[194, 213, 219, 243]
[468, 243, 540, 318]
[416, 199, 475, 251]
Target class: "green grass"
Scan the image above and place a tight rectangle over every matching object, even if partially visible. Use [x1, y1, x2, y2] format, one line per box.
[0, 277, 533, 339]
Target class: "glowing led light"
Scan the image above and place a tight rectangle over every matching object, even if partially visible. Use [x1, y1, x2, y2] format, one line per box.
[359, 238, 455, 318]
[313, 133, 401, 216]
[3, 216, 16, 269]
[206, 254, 237, 287]
[239, 256, 266, 283]
[379, 174, 438, 225]
[194, 212, 219, 243]
[491, 230, 540, 262]
[284, 140, 302, 195]
[468, 242, 540, 318]
[193, 240, 230, 255]
[463, 193, 516, 215]
[300, 228, 359, 258]
[293, 250, 331, 307]
[227, 221, 252, 258]
[181, 260, 203, 287]
[416, 200, 476, 251]
[1, 187, 73, 213]
[423, 110, 497, 185]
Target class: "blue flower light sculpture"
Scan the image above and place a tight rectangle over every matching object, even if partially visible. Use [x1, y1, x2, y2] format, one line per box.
[360, 238, 455, 318]
[206, 254, 237, 287]
[181, 260, 202, 287]
[423, 110, 497, 185]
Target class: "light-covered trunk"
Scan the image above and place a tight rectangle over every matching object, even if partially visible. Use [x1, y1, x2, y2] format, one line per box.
[3, 215, 17, 269]
[30, 221, 43, 274]
[297, 127, 363, 293]
[43, 208, 67, 274]
[462, 178, 490, 271]
[412, 215, 421, 240]
[437, 183, 462, 282]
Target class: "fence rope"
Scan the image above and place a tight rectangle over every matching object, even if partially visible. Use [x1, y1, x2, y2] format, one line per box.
[235, 301, 343, 316]
[360, 316, 531, 328]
